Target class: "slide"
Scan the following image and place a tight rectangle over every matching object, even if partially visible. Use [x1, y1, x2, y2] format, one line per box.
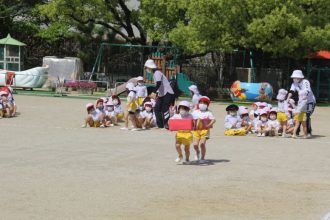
[176, 72, 194, 97]
[109, 78, 138, 96]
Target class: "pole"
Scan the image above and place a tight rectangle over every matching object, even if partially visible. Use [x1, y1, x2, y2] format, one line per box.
[250, 50, 255, 82]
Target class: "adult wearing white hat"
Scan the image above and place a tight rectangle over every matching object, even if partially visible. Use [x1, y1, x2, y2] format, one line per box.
[144, 59, 174, 129]
[287, 70, 316, 137]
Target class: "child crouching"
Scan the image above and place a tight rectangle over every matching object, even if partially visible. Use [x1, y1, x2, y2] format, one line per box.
[224, 104, 246, 136]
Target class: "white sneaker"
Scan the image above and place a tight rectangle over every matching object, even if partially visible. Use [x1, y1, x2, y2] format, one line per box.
[131, 128, 140, 131]
[292, 135, 297, 139]
[81, 124, 87, 128]
[257, 133, 262, 137]
[261, 133, 266, 137]
[120, 127, 129, 130]
[100, 124, 105, 128]
[307, 134, 312, 138]
[109, 124, 114, 127]
[175, 157, 183, 163]
[142, 126, 146, 130]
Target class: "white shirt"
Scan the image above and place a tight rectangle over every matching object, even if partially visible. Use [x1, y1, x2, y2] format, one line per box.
[290, 79, 316, 103]
[91, 110, 101, 121]
[257, 120, 269, 128]
[192, 109, 215, 120]
[192, 94, 202, 108]
[224, 115, 242, 129]
[135, 85, 148, 98]
[114, 105, 123, 114]
[277, 100, 288, 113]
[295, 99, 307, 113]
[140, 110, 153, 119]
[153, 70, 174, 97]
[171, 113, 193, 119]
[127, 91, 136, 103]
[105, 110, 115, 118]
[267, 119, 280, 129]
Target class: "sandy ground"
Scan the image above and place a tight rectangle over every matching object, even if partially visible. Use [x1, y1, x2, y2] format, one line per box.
[0, 95, 330, 220]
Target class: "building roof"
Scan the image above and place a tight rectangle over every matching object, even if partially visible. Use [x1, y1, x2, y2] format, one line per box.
[0, 34, 26, 46]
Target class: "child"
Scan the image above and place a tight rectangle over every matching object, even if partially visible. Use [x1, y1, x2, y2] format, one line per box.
[111, 95, 124, 121]
[81, 103, 103, 128]
[120, 82, 139, 131]
[240, 107, 252, 134]
[170, 100, 193, 163]
[267, 108, 280, 136]
[0, 91, 12, 118]
[224, 104, 245, 136]
[4, 86, 16, 117]
[286, 108, 295, 135]
[257, 109, 269, 137]
[188, 85, 202, 109]
[104, 100, 117, 126]
[139, 101, 155, 129]
[192, 96, 216, 162]
[135, 76, 148, 110]
[95, 99, 106, 127]
[292, 90, 308, 138]
[276, 89, 289, 137]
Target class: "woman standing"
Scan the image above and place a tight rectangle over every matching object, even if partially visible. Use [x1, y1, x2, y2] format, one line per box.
[144, 59, 175, 129]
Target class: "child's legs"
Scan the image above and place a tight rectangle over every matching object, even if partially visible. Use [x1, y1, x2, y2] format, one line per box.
[281, 121, 287, 133]
[124, 111, 129, 127]
[193, 139, 200, 153]
[200, 138, 207, 160]
[184, 145, 190, 161]
[293, 121, 300, 136]
[301, 121, 307, 136]
[128, 113, 137, 127]
[175, 142, 183, 158]
[85, 115, 94, 127]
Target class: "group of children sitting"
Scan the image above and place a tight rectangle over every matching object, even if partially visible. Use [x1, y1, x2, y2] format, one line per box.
[0, 86, 16, 118]
[224, 88, 310, 138]
[82, 76, 156, 130]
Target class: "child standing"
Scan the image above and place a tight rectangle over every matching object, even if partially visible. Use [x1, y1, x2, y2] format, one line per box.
[188, 85, 202, 109]
[135, 76, 148, 110]
[170, 100, 193, 163]
[276, 89, 290, 137]
[120, 82, 139, 131]
[192, 96, 216, 162]
[292, 90, 308, 138]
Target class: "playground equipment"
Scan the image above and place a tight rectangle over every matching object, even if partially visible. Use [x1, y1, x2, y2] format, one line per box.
[230, 80, 273, 103]
[91, 43, 195, 96]
[0, 66, 49, 88]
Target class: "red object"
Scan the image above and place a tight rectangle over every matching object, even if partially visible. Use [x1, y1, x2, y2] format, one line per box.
[308, 50, 330, 59]
[6, 71, 15, 85]
[169, 118, 194, 131]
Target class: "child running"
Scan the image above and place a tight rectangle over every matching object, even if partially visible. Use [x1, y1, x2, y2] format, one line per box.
[170, 100, 193, 163]
[192, 96, 216, 162]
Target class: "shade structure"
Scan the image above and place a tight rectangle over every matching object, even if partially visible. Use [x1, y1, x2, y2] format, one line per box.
[0, 34, 26, 46]
[308, 50, 330, 59]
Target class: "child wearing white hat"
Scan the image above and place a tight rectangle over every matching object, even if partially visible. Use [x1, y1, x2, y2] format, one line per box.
[121, 82, 139, 131]
[104, 100, 117, 126]
[276, 89, 290, 137]
[139, 101, 155, 129]
[135, 76, 148, 110]
[292, 90, 308, 138]
[188, 85, 202, 109]
[192, 96, 215, 162]
[267, 108, 280, 136]
[240, 107, 252, 134]
[170, 100, 193, 163]
[257, 109, 269, 137]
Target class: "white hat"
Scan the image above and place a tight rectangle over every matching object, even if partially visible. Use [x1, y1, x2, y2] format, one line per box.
[269, 107, 278, 113]
[276, 89, 288, 100]
[144, 59, 157, 69]
[178, 100, 191, 109]
[86, 103, 94, 109]
[249, 110, 255, 116]
[240, 108, 248, 115]
[267, 104, 273, 109]
[188, 85, 199, 94]
[144, 101, 153, 108]
[136, 76, 144, 81]
[126, 82, 135, 90]
[105, 100, 114, 106]
[259, 102, 268, 108]
[263, 107, 271, 113]
[291, 70, 304, 79]
[259, 109, 268, 116]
